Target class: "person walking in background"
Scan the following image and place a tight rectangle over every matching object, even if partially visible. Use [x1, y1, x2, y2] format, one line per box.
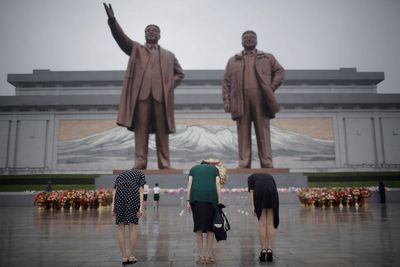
[112, 169, 146, 264]
[104, 3, 185, 169]
[186, 160, 222, 264]
[153, 183, 160, 208]
[223, 30, 284, 168]
[143, 183, 149, 210]
[248, 173, 279, 262]
[45, 181, 52, 192]
[379, 181, 386, 204]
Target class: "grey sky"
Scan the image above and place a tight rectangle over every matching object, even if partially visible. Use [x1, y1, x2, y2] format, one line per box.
[1, 0, 399, 95]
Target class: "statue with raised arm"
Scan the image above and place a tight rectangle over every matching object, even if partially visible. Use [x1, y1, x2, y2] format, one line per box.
[104, 3, 184, 169]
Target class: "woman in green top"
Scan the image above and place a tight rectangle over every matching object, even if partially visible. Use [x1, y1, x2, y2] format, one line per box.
[186, 160, 222, 264]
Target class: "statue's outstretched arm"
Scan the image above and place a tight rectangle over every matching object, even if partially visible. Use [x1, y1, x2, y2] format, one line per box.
[104, 3, 133, 56]
[103, 3, 115, 23]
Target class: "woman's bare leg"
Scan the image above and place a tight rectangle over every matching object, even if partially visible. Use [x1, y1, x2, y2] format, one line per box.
[258, 209, 267, 250]
[195, 231, 204, 258]
[129, 224, 137, 257]
[117, 224, 127, 258]
[265, 209, 275, 249]
[206, 231, 214, 258]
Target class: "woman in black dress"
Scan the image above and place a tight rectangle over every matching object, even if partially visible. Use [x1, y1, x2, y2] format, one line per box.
[248, 173, 279, 262]
[113, 169, 146, 265]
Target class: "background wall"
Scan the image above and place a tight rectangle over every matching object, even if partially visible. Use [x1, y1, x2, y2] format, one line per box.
[1, 110, 399, 173]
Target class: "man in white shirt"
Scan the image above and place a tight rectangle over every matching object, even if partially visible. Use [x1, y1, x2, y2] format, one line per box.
[153, 183, 161, 208]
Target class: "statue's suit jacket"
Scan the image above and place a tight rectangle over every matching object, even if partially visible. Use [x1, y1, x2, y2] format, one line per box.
[223, 50, 284, 120]
[108, 20, 184, 134]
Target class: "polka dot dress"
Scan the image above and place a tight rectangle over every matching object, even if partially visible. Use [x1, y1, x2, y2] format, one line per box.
[114, 169, 146, 225]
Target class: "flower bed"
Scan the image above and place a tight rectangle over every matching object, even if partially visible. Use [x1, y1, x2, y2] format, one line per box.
[34, 189, 113, 210]
[33, 187, 374, 209]
[296, 187, 372, 207]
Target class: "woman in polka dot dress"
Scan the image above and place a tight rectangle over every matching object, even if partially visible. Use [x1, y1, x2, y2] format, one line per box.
[112, 168, 146, 265]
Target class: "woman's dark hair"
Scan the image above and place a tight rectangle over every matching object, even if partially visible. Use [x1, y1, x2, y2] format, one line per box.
[155, 183, 159, 186]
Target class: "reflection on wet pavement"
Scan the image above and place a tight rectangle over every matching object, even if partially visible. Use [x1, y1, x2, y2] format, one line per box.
[0, 203, 399, 266]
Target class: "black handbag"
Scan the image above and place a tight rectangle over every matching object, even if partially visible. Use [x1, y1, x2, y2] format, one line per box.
[213, 205, 225, 228]
[213, 204, 230, 241]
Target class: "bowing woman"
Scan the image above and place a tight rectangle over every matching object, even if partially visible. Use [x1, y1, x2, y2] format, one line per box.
[112, 169, 146, 265]
[248, 173, 279, 262]
[186, 160, 222, 264]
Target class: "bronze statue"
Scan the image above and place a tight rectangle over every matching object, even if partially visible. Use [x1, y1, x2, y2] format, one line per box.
[104, 3, 184, 169]
[223, 31, 284, 168]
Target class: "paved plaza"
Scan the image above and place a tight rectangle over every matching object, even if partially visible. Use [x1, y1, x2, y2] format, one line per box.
[0, 202, 399, 267]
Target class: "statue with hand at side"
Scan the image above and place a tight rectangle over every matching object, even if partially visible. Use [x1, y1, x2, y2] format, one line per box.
[223, 30, 284, 168]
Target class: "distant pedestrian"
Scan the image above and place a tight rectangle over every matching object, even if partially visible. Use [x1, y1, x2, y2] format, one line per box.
[248, 173, 279, 262]
[45, 181, 52, 192]
[379, 181, 386, 204]
[153, 183, 160, 208]
[112, 169, 146, 265]
[186, 160, 222, 264]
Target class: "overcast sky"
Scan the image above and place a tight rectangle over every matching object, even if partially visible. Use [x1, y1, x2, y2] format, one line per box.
[1, 0, 399, 95]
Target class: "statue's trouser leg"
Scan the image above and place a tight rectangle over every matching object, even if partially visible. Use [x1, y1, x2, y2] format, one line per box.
[134, 98, 170, 169]
[237, 90, 253, 168]
[237, 89, 272, 168]
[153, 101, 170, 169]
[134, 99, 151, 169]
[250, 89, 272, 167]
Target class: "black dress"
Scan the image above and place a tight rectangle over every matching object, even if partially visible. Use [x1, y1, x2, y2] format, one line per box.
[114, 169, 146, 225]
[248, 173, 279, 229]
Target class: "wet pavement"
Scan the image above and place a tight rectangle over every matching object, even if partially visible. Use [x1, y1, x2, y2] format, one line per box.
[0, 202, 399, 266]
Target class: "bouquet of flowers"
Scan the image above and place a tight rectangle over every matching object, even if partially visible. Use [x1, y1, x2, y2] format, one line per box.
[360, 188, 371, 198]
[34, 192, 47, 208]
[97, 188, 113, 207]
[325, 189, 338, 207]
[204, 158, 228, 185]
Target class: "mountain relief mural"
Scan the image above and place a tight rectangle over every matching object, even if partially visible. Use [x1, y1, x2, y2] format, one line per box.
[57, 120, 335, 170]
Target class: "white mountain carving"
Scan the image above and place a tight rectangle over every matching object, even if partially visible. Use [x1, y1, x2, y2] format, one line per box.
[58, 125, 334, 168]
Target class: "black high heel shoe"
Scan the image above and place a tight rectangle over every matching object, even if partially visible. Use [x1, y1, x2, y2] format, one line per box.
[266, 249, 273, 262]
[127, 256, 137, 264]
[122, 258, 130, 265]
[259, 249, 267, 262]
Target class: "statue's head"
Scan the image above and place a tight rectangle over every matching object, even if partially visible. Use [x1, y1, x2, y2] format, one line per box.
[145, 24, 160, 44]
[241, 30, 257, 51]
